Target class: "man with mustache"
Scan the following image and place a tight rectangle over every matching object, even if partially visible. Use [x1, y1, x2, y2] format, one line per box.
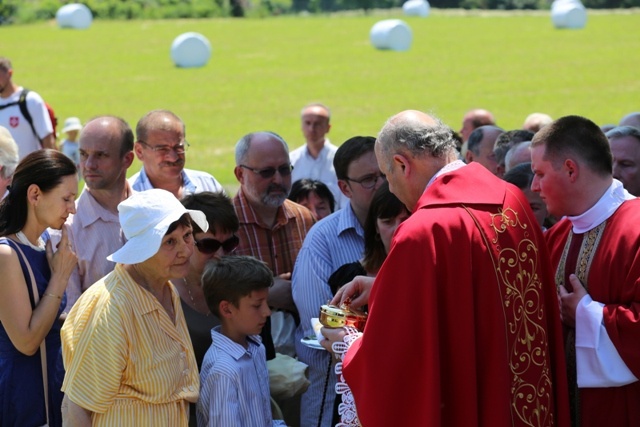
[233, 131, 316, 426]
[129, 109, 224, 198]
[233, 131, 315, 316]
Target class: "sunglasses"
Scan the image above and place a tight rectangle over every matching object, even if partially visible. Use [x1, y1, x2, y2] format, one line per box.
[195, 235, 240, 255]
[239, 164, 294, 179]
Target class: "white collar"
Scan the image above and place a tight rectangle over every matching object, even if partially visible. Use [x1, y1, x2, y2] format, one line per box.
[426, 160, 466, 189]
[567, 179, 635, 233]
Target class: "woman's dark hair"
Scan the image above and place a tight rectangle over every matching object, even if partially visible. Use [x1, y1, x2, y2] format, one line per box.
[362, 181, 408, 273]
[288, 179, 335, 213]
[165, 213, 193, 236]
[180, 191, 239, 234]
[0, 149, 76, 236]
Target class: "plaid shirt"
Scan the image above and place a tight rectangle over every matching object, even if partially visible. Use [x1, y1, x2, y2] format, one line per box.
[233, 187, 316, 275]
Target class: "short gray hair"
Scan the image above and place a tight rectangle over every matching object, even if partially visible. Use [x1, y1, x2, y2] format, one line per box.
[234, 131, 289, 165]
[0, 126, 19, 180]
[605, 125, 640, 142]
[377, 115, 457, 170]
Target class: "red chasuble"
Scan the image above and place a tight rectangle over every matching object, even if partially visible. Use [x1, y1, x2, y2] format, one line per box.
[343, 163, 570, 427]
[545, 199, 640, 427]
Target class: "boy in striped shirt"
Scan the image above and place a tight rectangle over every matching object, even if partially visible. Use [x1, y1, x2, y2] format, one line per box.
[197, 256, 286, 427]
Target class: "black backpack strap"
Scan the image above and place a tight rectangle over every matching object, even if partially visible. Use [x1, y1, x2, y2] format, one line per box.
[18, 89, 39, 140]
[0, 100, 19, 110]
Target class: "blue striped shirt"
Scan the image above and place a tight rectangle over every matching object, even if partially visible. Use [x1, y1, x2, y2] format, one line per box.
[129, 167, 225, 195]
[292, 204, 365, 427]
[197, 327, 285, 427]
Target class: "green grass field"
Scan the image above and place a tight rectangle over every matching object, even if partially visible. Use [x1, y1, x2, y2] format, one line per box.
[2, 10, 638, 188]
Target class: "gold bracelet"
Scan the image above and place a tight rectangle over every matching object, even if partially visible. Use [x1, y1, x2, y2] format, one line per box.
[44, 293, 62, 300]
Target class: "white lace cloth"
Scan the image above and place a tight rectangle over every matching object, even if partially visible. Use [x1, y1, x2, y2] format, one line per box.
[332, 327, 363, 427]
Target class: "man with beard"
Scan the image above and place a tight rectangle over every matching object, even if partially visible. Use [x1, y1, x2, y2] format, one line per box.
[233, 131, 316, 427]
[50, 115, 135, 312]
[129, 109, 224, 198]
[233, 131, 315, 316]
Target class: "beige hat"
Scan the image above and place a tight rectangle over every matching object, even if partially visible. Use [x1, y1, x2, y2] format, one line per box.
[62, 117, 83, 133]
[0, 126, 19, 174]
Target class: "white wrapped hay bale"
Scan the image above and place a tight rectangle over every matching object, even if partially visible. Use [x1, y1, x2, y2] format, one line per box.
[403, 0, 430, 17]
[370, 20, 413, 52]
[170, 32, 212, 68]
[56, 3, 93, 29]
[551, 0, 587, 29]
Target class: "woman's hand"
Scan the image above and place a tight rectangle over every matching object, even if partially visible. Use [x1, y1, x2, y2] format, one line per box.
[331, 275, 375, 310]
[47, 225, 77, 283]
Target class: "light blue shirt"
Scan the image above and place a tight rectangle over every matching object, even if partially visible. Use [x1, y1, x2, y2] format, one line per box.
[129, 167, 224, 195]
[289, 140, 349, 210]
[291, 204, 365, 427]
[197, 327, 285, 427]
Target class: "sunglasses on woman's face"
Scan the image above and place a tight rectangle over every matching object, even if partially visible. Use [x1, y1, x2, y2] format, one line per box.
[195, 235, 240, 255]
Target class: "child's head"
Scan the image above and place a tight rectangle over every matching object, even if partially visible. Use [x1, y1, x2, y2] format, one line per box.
[202, 255, 273, 334]
[62, 117, 83, 141]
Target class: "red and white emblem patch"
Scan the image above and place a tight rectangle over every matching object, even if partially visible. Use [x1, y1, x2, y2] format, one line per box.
[9, 116, 19, 128]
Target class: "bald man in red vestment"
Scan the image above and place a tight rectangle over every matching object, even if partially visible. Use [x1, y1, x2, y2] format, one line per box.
[322, 110, 570, 427]
[531, 115, 640, 427]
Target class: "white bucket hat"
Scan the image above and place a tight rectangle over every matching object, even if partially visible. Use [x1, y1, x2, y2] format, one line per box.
[107, 189, 209, 264]
[62, 117, 83, 133]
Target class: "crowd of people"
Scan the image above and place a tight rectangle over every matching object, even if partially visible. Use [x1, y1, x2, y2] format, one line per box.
[1, 54, 639, 427]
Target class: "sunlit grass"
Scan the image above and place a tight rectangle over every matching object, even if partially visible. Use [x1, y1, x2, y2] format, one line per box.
[2, 10, 638, 189]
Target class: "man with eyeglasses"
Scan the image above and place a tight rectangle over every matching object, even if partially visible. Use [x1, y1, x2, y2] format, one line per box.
[290, 103, 348, 210]
[233, 131, 315, 311]
[291, 135, 385, 427]
[129, 109, 224, 198]
[233, 131, 316, 426]
[49, 115, 135, 314]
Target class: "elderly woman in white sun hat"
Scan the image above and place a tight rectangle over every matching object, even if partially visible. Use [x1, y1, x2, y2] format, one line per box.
[60, 188, 208, 427]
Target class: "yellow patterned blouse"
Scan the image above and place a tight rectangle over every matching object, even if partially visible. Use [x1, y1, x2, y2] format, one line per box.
[61, 263, 199, 427]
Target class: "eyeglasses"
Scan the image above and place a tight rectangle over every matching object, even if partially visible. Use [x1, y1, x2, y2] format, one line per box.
[345, 173, 386, 189]
[239, 164, 294, 179]
[138, 140, 190, 155]
[195, 235, 240, 255]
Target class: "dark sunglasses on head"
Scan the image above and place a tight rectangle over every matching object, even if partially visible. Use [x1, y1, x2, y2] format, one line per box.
[195, 235, 240, 254]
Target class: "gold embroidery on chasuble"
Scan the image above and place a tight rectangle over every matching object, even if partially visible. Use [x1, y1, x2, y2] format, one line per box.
[464, 204, 553, 427]
[554, 222, 607, 292]
[553, 221, 606, 427]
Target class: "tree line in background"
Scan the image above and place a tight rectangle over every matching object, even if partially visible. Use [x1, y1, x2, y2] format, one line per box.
[1, 0, 637, 24]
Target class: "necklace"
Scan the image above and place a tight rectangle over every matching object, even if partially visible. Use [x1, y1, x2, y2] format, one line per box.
[185, 278, 211, 317]
[16, 231, 45, 251]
